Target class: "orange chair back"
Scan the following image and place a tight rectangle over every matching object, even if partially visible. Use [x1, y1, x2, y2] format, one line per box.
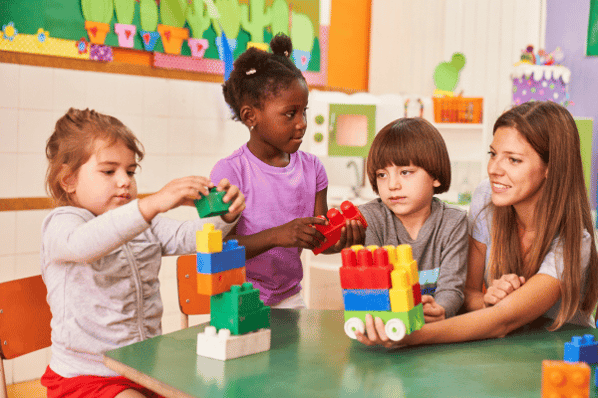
[0, 275, 52, 360]
[176, 255, 210, 321]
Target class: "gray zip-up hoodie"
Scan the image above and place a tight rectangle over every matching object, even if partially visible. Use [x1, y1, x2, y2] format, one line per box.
[40, 200, 236, 377]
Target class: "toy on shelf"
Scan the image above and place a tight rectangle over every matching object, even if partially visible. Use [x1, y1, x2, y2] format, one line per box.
[541, 360, 590, 398]
[312, 200, 368, 255]
[194, 187, 231, 218]
[195, 223, 271, 361]
[341, 244, 424, 342]
[433, 52, 466, 97]
[563, 334, 598, 364]
[511, 45, 571, 107]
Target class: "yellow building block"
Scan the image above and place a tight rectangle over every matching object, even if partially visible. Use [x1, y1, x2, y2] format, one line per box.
[366, 245, 379, 251]
[396, 244, 419, 287]
[196, 223, 222, 253]
[389, 268, 414, 312]
[383, 245, 397, 265]
[350, 245, 365, 252]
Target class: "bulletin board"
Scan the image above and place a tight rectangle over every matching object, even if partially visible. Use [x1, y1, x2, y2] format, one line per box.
[587, 0, 598, 56]
[0, 0, 326, 83]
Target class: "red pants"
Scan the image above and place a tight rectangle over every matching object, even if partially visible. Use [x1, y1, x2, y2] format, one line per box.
[41, 366, 164, 398]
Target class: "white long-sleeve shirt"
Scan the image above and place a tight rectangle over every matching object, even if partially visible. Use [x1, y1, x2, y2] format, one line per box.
[41, 200, 236, 377]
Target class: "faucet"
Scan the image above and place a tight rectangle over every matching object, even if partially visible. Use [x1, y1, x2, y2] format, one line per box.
[346, 160, 361, 197]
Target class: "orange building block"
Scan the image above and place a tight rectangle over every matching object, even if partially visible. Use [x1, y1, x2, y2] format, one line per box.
[541, 360, 590, 398]
[197, 266, 246, 296]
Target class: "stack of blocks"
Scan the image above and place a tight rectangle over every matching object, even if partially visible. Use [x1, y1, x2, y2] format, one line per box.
[195, 223, 271, 361]
[312, 201, 368, 255]
[340, 244, 424, 341]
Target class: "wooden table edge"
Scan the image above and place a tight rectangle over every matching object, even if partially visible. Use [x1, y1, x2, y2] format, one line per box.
[103, 354, 195, 398]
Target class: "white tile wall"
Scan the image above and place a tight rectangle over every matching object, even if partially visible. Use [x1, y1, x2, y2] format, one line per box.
[0, 61, 248, 384]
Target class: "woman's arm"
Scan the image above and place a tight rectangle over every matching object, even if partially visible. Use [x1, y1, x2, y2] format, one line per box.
[357, 272, 561, 347]
[463, 235, 487, 311]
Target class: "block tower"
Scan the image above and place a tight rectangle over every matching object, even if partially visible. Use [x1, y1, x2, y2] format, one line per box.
[340, 244, 424, 341]
[195, 223, 271, 360]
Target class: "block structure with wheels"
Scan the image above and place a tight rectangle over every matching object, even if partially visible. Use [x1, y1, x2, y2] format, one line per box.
[340, 244, 425, 341]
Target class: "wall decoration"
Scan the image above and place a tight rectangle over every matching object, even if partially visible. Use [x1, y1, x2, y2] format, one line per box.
[588, 0, 598, 56]
[0, 0, 325, 83]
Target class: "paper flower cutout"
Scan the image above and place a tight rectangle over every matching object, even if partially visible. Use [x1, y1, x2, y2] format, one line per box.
[2, 22, 18, 41]
[76, 37, 88, 54]
[36, 28, 49, 45]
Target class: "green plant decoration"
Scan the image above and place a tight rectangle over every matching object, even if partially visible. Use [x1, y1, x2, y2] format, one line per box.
[240, 0, 271, 43]
[307, 36, 320, 72]
[290, 11, 314, 52]
[433, 52, 466, 92]
[139, 0, 159, 31]
[160, 0, 187, 28]
[114, 0, 135, 24]
[269, 0, 289, 36]
[212, 0, 241, 39]
[186, 0, 211, 39]
[81, 0, 114, 23]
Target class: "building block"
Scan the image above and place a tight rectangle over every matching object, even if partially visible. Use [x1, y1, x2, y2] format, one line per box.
[389, 268, 414, 312]
[391, 244, 420, 288]
[210, 283, 271, 335]
[541, 360, 590, 398]
[408, 303, 425, 331]
[196, 240, 245, 274]
[197, 266, 246, 296]
[210, 283, 265, 316]
[313, 201, 368, 255]
[196, 223, 223, 253]
[210, 306, 271, 335]
[342, 289, 391, 311]
[197, 326, 271, 361]
[412, 283, 422, 305]
[564, 334, 598, 364]
[194, 187, 231, 218]
[343, 306, 424, 341]
[339, 247, 392, 289]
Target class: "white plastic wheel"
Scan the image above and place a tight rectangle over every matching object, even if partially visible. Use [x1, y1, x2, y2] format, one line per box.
[385, 319, 407, 341]
[344, 317, 365, 339]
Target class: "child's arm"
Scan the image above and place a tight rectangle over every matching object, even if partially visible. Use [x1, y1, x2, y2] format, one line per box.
[431, 212, 469, 318]
[356, 272, 561, 347]
[45, 176, 216, 263]
[151, 178, 245, 256]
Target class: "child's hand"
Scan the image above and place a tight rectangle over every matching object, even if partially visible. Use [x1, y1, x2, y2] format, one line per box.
[484, 274, 526, 307]
[355, 314, 414, 349]
[322, 220, 366, 254]
[139, 176, 213, 222]
[213, 178, 245, 223]
[272, 217, 327, 249]
[421, 295, 446, 322]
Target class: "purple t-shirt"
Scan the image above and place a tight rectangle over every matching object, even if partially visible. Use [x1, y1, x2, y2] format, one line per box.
[210, 144, 328, 305]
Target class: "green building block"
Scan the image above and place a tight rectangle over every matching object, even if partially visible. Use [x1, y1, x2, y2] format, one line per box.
[344, 304, 425, 336]
[210, 306, 271, 335]
[194, 188, 230, 218]
[210, 283, 271, 335]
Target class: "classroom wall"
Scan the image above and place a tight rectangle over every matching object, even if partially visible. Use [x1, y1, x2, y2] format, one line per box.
[0, 62, 245, 384]
[545, 0, 598, 208]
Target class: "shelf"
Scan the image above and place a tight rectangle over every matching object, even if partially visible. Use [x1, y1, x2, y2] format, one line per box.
[432, 123, 484, 130]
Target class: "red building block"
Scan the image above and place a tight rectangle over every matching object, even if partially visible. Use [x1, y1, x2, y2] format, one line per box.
[412, 283, 422, 306]
[339, 247, 392, 289]
[313, 201, 368, 255]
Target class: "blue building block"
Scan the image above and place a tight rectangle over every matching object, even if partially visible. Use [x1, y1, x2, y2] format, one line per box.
[564, 334, 598, 364]
[197, 240, 245, 274]
[342, 289, 391, 311]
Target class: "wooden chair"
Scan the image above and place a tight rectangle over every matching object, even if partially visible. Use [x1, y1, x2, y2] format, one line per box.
[176, 255, 210, 329]
[0, 275, 52, 398]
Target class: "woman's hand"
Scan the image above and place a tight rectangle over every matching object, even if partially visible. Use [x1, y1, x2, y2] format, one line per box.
[484, 274, 526, 307]
[422, 295, 446, 322]
[213, 178, 245, 223]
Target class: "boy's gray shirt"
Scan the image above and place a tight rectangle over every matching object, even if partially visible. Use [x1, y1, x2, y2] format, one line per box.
[358, 197, 468, 318]
[41, 200, 237, 378]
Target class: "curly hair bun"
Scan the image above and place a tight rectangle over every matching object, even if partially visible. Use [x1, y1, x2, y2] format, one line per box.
[270, 33, 293, 58]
